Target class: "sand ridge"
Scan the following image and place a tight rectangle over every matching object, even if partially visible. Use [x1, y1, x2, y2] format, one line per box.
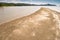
[0, 7, 60, 40]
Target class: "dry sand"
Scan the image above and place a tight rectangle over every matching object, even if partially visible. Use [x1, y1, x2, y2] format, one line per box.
[0, 7, 60, 40]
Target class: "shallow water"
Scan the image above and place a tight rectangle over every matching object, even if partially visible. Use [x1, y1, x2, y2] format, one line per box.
[0, 6, 60, 24]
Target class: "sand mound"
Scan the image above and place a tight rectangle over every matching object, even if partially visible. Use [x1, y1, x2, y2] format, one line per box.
[0, 7, 60, 40]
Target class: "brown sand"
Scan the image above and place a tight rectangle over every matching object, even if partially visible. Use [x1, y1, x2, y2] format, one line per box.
[0, 7, 60, 40]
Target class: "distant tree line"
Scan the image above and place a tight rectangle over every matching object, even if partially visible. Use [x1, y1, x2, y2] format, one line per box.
[0, 3, 34, 6]
[0, 3, 14, 6]
[0, 3, 56, 7]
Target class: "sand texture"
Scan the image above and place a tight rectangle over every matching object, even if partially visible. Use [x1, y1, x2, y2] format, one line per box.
[0, 7, 60, 40]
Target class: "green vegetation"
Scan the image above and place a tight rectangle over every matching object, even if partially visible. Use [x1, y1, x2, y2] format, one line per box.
[0, 3, 33, 6]
[0, 2, 56, 7]
[0, 3, 17, 6]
